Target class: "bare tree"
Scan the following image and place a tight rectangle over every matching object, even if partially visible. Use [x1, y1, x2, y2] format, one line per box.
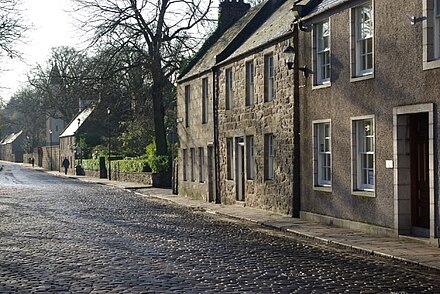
[27, 47, 94, 122]
[0, 0, 28, 59]
[72, 0, 214, 156]
[1, 86, 46, 146]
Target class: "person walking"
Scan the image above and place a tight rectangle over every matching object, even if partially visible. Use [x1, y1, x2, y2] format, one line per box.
[31, 157, 35, 168]
[62, 157, 70, 175]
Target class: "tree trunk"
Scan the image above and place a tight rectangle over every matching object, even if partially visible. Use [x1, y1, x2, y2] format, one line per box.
[151, 69, 168, 156]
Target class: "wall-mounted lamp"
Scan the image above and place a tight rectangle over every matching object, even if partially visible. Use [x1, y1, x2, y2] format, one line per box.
[283, 43, 309, 78]
[283, 43, 295, 70]
[406, 15, 427, 25]
[298, 21, 309, 32]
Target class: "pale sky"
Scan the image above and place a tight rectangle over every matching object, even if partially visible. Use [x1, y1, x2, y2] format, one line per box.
[0, 0, 85, 102]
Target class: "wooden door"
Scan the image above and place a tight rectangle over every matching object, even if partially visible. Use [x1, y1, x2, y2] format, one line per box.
[410, 113, 430, 229]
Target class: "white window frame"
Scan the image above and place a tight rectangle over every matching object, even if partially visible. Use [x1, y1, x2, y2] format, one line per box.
[354, 2, 373, 77]
[185, 85, 190, 127]
[202, 78, 209, 124]
[245, 61, 254, 106]
[423, 0, 440, 69]
[313, 121, 332, 187]
[226, 138, 234, 180]
[225, 68, 233, 110]
[264, 54, 274, 102]
[315, 20, 331, 84]
[199, 147, 205, 182]
[352, 116, 375, 193]
[264, 134, 274, 180]
[190, 148, 195, 182]
[246, 135, 255, 180]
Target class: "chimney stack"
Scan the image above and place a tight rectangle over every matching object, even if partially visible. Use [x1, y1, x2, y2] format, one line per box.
[218, 0, 251, 31]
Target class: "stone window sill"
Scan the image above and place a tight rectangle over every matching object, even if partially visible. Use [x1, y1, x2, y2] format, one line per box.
[423, 59, 440, 71]
[352, 190, 375, 198]
[313, 186, 332, 193]
[350, 73, 374, 83]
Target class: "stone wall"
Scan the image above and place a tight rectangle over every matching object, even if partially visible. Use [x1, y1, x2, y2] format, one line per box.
[83, 169, 153, 186]
[42, 145, 60, 171]
[177, 72, 215, 202]
[217, 39, 295, 214]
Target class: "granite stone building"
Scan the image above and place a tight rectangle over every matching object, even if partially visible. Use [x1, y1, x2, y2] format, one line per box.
[297, 0, 440, 244]
[177, 0, 253, 203]
[177, 0, 298, 214]
[216, 0, 296, 213]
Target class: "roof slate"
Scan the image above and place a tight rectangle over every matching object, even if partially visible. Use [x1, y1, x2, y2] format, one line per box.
[59, 106, 95, 138]
[0, 130, 23, 145]
[224, 0, 294, 62]
[181, 2, 265, 80]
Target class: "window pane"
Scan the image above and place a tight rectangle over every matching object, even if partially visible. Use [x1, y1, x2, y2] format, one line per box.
[265, 134, 274, 180]
[360, 6, 372, 39]
[368, 154, 374, 169]
[356, 118, 374, 190]
[227, 138, 233, 180]
[316, 122, 331, 186]
[185, 86, 190, 127]
[265, 55, 274, 101]
[226, 69, 233, 109]
[246, 62, 254, 106]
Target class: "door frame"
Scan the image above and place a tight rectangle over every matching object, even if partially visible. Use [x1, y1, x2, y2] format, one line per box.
[235, 137, 245, 201]
[393, 103, 437, 239]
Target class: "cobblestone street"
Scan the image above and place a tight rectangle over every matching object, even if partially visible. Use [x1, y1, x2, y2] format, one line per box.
[0, 163, 439, 293]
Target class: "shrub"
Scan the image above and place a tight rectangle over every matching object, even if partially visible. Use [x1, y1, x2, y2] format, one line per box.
[81, 159, 100, 171]
[145, 142, 170, 173]
[111, 159, 151, 172]
[82, 158, 151, 173]
[149, 155, 169, 174]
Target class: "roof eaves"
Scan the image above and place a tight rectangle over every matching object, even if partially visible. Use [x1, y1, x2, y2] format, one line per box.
[178, 2, 266, 83]
[178, 27, 226, 80]
[59, 104, 96, 138]
[300, 0, 351, 21]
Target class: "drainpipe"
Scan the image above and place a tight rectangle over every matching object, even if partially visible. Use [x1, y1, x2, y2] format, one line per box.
[212, 66, 221, 204]
[292, 22, 301, 218]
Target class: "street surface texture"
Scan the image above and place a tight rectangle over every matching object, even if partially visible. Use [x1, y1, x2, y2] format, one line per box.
[0, 163, 439, 293]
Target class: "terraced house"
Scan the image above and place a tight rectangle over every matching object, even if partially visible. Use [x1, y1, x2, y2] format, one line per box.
[177, 0, 298, 213]
[298, 0, 440, 244]
[178, 0, 440, 245]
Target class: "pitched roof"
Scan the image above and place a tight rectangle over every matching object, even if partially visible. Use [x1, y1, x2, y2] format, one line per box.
[180, 3, 264, 81]
[0, 130, 23, 145]
[59, 106, 95, 138]
[223, 0, 294, 63]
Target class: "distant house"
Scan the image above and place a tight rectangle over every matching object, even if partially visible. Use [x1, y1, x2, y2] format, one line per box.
[59, 105, 96, 174]
[0, 130, 25, 163]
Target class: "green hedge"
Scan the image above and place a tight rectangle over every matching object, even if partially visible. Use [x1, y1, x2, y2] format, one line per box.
[82, 158, 151, 173]
[81, 159, 100, 171]
[111, 159, 151, 172]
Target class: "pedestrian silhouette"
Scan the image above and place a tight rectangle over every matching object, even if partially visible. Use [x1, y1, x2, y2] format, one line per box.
[31, 158, 35, 168]
[62, 157, 70, 175]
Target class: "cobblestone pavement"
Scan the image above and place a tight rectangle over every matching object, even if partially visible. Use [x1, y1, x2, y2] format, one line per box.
[0, 163, 440, 293]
